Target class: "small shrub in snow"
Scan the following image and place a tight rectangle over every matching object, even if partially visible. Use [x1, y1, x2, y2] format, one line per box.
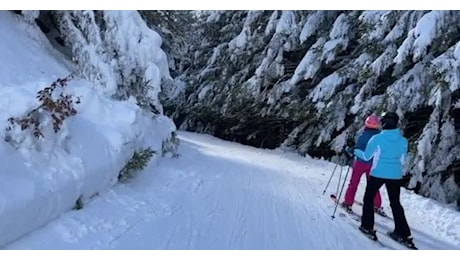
[73, 196, 84, 210]
[72, 192, 99, 210]
[132, 78, 161, 115]
[118, 147, 156, 182]
[162, 131, 180, 158]
[6, 74, 80, 140]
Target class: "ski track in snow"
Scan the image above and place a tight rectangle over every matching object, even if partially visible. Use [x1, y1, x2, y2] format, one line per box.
[4, 132, 460, 250]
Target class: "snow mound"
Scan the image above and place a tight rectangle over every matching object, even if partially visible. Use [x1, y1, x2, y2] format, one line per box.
[0, 11, 176, 246]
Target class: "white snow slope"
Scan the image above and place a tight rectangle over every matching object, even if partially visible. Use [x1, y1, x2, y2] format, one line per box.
[0, 11, 175, 247]
[5, 131, 460, 250]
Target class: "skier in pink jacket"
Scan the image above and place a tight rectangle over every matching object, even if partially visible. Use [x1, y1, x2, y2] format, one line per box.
[341, 115, 385, 215]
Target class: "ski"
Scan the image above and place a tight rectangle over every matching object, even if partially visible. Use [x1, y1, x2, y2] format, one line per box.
[332, 208, 392, 248]
[330, 194, 391, 248]
[330, 194, 392, 219]
[330, 194, 418, 250]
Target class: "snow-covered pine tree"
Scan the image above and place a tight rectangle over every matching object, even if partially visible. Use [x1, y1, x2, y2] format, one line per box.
[50, 11, 172, 115]
[139, 11, 197, 78]
[165, 10, 460, 206]
[138, 11, 202, 117]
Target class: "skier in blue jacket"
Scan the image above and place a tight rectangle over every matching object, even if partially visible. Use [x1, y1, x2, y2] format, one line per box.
[351, 112, 415, 248]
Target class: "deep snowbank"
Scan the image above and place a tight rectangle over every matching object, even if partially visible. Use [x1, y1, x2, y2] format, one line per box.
[0, 11, 176, 246]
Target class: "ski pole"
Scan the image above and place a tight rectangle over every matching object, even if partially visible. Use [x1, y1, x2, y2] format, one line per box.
[331, 165, 351, 219]
[335, 165, 343, 199]
[322, 163, 339, 195]
[330, 165, 344, 220]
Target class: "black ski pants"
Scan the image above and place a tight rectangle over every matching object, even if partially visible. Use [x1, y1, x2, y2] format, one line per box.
[361, 176, 411, 237]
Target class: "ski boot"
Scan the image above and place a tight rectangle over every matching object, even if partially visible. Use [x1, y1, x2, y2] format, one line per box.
[387, 231, 418, 249]
[359, 226, 378, 241]
[341, 202, 353, 213]
[374, 206, 388, 217]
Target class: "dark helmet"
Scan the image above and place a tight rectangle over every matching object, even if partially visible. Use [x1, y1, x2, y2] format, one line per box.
[381, 112, 399, 129]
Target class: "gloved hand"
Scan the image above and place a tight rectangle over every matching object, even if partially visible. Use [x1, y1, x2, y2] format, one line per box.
[401, 173, 412, 188]
[344, 146, 354, 157]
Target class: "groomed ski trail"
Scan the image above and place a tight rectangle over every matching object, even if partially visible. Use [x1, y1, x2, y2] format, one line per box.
[4, 132, 460, 250]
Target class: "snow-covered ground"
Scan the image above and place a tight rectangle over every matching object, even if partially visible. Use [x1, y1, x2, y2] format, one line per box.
[5, 132, 459, 250]
[1, 9, 459, 251]
[0, 11, 174, 247]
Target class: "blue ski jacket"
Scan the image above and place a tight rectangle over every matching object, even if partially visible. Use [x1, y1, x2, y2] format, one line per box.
[354, 128, 380, 164]
[353, 128, 408, 180]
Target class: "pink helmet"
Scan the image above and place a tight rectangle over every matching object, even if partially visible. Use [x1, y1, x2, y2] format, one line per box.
[365, 115, 380, 129]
